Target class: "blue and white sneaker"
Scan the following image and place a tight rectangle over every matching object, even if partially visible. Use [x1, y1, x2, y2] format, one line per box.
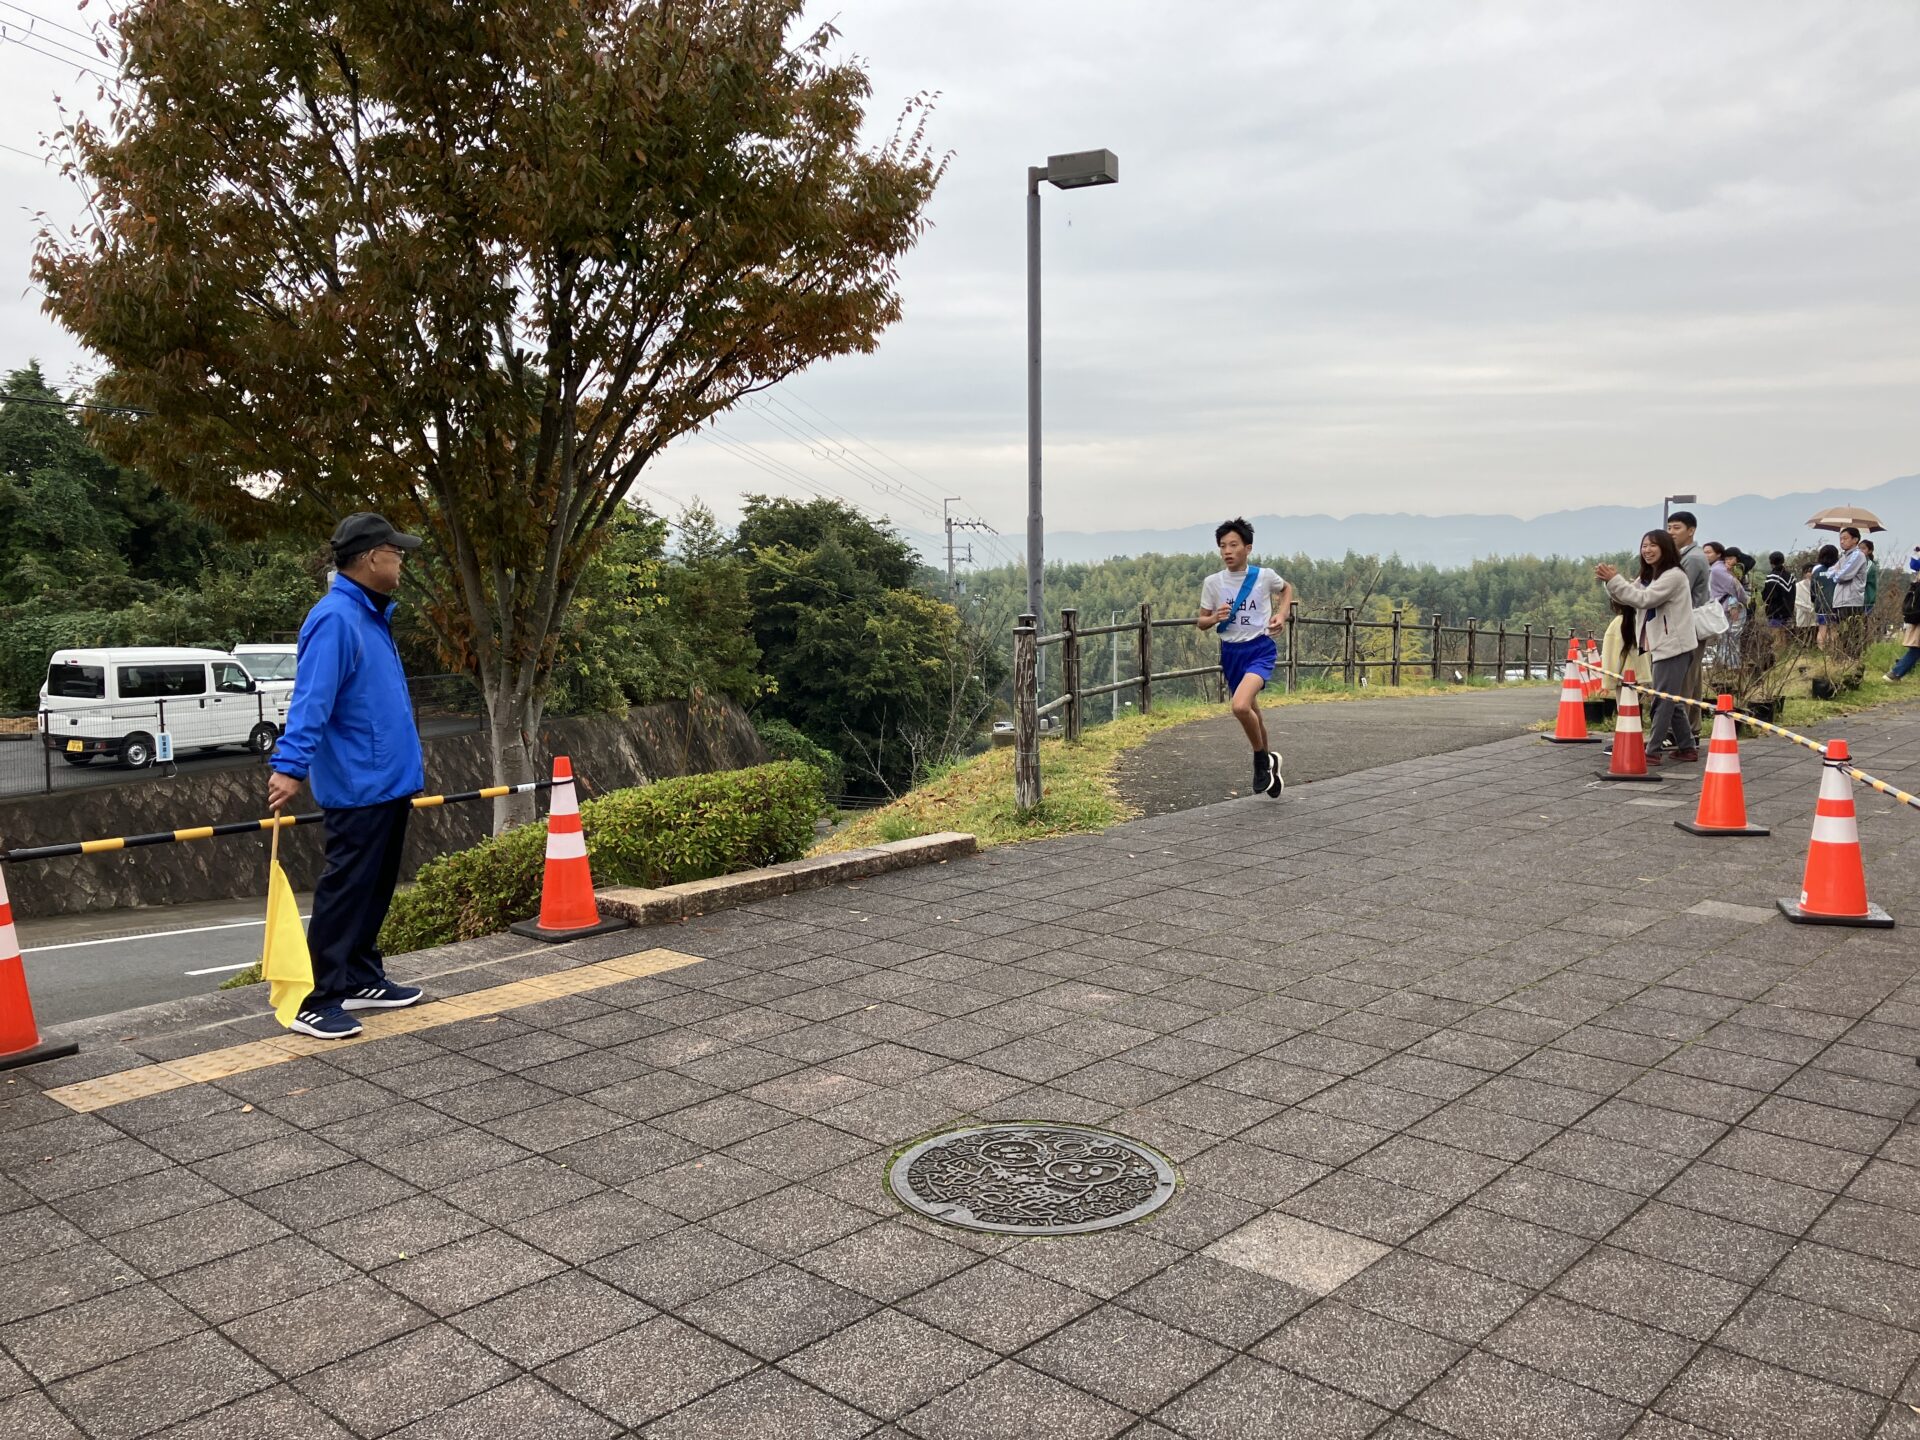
[288, 1005, 363, 1039]
[341, 982, 425, 1012]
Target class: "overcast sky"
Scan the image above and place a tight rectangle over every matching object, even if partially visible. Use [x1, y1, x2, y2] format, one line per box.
[2, 1, 1915, 557]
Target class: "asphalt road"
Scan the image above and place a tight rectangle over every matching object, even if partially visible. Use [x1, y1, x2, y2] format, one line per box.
[1113, 685, 1561, 815]
[19, 895, 308, 1028]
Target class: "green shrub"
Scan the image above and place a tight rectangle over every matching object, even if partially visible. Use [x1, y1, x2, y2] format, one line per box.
[751, 715, 843, 798]
[379, 760, 823, 955]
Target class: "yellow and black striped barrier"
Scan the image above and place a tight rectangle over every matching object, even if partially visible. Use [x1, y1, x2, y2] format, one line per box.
[1590, 663, 1920, 814]
[1, 780, 557, 865]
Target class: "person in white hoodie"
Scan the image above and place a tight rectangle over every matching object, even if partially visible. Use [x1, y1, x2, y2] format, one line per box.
[1596, 530, 1698, 764]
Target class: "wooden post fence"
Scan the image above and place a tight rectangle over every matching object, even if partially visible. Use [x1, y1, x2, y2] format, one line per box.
[1286, 601, 1299, 693]
[1390, 607, 1403, 686]
[1014, 613, 1040, 810]
[1495, 619, 1507, 684]
[1343, 606, 1357, 685]
[1138, 602, 1154, 715]
[1431, 613, 1444, 681]
[1061, 608, 1082, 743]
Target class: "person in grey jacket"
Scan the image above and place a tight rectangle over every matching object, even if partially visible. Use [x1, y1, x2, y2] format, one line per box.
[1597, 529, 1698, 764]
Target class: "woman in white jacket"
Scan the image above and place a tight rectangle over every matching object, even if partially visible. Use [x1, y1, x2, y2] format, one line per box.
[1596, 530, 1698, 764]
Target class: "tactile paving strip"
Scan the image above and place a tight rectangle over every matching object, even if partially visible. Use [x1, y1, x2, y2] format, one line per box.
[42, 947, 702, 1114]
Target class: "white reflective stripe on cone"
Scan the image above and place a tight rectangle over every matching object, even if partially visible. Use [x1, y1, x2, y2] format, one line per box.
[1809, 814, 1859, 846]
[1617, 713, 1642, 733]
[1713, 716, 1737, 742]
[546, 828, 588, 861]
[1704, 752, 1740, 774]
[1819, 766, 1853, 805]
[549, 779, 580, 817]
[0, 921, 16, 960]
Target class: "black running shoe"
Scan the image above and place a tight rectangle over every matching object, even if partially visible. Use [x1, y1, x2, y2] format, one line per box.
[1265, 750, 1284, 798]
[1253, 749, 1269, 794]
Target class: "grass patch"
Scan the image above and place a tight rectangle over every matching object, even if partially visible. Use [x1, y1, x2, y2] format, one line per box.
[815, 678, 1550, 854]
[1779, 643, 1914, 728]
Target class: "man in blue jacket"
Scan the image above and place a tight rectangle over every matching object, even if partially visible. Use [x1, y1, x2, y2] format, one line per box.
[268, 513, 428, 1038]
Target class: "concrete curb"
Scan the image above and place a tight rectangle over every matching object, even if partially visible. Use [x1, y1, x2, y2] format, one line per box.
[596, 831, 977, 925]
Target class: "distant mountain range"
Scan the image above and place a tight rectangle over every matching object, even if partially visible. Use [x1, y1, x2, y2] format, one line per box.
[911, 472, 1920, 570]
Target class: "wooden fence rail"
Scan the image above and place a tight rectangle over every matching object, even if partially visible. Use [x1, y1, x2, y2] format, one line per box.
[1012, 603, 1575, 810]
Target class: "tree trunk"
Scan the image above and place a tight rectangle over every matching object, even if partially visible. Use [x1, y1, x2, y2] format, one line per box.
[485, 676, 541, 832]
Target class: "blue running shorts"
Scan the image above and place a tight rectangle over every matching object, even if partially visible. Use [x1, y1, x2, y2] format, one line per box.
[1220, 634, 1278, 690]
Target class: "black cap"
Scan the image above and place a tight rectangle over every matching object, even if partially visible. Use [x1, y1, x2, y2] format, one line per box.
[330, 512, 423, 563]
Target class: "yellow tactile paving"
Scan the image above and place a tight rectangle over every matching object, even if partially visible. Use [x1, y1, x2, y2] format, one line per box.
[43, 947, 702, 1115]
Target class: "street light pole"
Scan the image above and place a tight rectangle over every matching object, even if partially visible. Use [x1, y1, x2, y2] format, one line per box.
[1024, 149, 1119, 633]
[1663, 492, 1697, 526]
[1026, 169, 1045, 622]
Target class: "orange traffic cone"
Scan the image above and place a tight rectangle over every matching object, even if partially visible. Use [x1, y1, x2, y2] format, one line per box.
[0, 864, 79, 1071]
[510, 756, 630, 942]
[1677, 695, 1768, 837]
[1584, 638, 1604, 698]
[1777, 740, 1892, 927]
[1597, 668, 1660, 782]
[1544, 642, 1601, 744]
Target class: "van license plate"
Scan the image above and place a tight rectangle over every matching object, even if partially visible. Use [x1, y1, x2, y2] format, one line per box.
[66, 740, 82, 753]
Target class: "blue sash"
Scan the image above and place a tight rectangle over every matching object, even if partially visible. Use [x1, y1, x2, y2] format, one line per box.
[1219, 566, 1261, 639]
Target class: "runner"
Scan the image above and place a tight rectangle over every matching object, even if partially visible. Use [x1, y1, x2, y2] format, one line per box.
[1198, 518, 1294, 798]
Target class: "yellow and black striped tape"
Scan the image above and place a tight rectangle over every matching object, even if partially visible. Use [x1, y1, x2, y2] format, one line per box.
[1587, 662, 1920, 813]
[4, 780, 558, 864]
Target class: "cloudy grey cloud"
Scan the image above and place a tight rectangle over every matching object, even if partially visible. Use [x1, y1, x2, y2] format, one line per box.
[3, 0, 1914, 544]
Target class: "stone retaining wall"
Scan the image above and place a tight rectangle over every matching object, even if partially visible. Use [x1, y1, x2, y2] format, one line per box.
[0, 695, 763, 916]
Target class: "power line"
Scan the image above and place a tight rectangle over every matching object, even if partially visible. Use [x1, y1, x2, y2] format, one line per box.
[0, 391, 150, 415]
[0, 140, 51, 165]
[0, 28, 112, 81]
[0, 0, 96, 44]
[0, 12, 101, 67]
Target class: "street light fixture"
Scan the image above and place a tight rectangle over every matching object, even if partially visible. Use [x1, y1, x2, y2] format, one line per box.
[1663, 493, 1697, 525]
[1027, 149, 1119, 626]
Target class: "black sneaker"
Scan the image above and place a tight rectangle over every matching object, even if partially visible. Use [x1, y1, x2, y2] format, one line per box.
[341, 982, 425, 1012]
[288, 1005, 363, 1040]
[1265, 750, 1284, 798]
[1253, 749, 1270, 794]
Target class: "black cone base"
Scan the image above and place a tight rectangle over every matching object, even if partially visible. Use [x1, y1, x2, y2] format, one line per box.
[1542, 735, 1603, 745]
[1597, 769, 1663, 783]
[509, 915, 632, 944]
[1777, 898, 1894, 929]
[1677, 819, 1769, 837]
[0, 1039, 79, 1073]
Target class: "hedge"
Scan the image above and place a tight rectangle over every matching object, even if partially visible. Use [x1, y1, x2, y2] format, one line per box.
[379, 760, 822, 955]
[751, 715, 845, 799]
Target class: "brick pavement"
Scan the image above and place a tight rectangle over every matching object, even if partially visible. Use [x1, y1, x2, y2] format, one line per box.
[3, 700, 1919, 1438]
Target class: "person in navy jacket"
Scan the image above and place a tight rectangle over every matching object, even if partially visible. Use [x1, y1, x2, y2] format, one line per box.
[267, 513, 429, 1039]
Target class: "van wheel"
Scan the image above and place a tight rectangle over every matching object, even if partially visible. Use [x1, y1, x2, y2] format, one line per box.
[248, 722, 280, 755]
[62, 753, 94, 767]
[120, 733, 155, 770]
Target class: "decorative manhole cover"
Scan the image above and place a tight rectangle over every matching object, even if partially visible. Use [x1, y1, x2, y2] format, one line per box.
[887, 1124, 1177, 1235]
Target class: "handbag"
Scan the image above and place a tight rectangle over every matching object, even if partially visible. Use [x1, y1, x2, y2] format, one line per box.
[1692, 600, 1729, 642]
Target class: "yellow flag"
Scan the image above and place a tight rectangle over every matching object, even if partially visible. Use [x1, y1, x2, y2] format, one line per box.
[262, 857, 313, 1027]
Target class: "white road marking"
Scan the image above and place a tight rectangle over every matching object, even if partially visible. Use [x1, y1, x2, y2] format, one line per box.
[184, 962, 260, 976]
[23, 915, 310, 956]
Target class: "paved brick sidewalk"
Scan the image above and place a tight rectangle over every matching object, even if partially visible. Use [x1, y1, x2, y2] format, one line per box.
[4, 702, 1919, 1438]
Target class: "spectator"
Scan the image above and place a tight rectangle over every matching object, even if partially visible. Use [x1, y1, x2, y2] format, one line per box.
[1862, 539, 1879, 615]
[1820, 526, 1869, 627]
[1599, 598, 1651, 701]
[1704, 542, 1745, 668]
[1793, 563, 1817, 630]
[1888, 572, 1920, 682]
[1665, 509, 1710, 702]
[1813, 543, 1841, 649]
[1762, 552, 1794, 653]
[1907, 545, 1920, 579]
[1596, 530, 1698, 764]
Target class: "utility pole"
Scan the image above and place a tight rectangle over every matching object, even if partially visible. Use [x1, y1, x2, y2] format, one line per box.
[942, 498, 997, 602]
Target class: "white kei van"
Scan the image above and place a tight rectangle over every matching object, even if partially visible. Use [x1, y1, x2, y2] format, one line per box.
[39, 648, 292, 770]
[231, 643, 297, 694]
